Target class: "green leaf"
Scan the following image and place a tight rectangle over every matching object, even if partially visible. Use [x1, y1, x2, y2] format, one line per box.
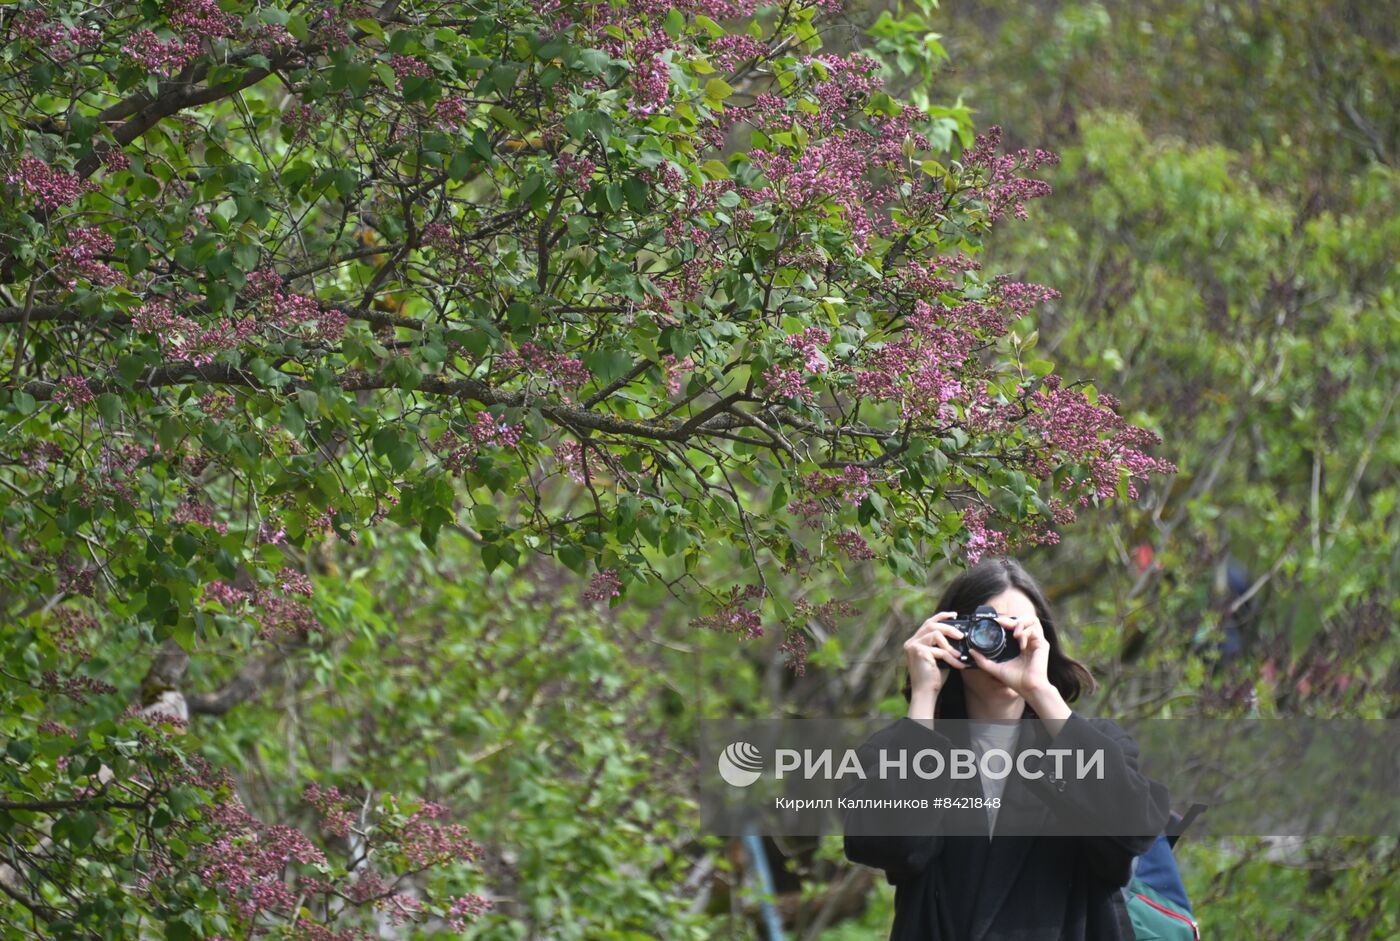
[701, 159, 730, 179]
[704, 78, 734, 101]
[448, 150, 474, 180]
[564, 110, 611, 141]
[212, 198, 237, 223]
[663, 7, 687, 39]
[372, 427, 400, 458]
[346, 62, 373, 97]
[489, 104, 527, 134]
[584, 349, 633, 384]
[559, 544, 587, 573]
[661, 524, 690, 554]
[389, 440, 415, 473]
[282, 402, 305, 436]
[622, 175, 649, 211]
[171, 532, 200, 562]
[67, 811, 98, 849]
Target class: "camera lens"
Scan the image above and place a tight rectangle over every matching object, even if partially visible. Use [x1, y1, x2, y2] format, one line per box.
[968, 619, 1006, 657]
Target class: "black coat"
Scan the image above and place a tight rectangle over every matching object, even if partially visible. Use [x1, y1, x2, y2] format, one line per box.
[843, 712, 1172, 941]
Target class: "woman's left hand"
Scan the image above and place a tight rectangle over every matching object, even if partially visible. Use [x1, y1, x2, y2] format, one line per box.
[968, 613, 1051, 698]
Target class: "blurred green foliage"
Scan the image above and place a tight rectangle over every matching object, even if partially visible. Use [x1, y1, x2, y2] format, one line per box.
[882, 0, 1400, 936]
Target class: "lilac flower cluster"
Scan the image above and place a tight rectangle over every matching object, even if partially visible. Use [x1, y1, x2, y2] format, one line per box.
[707, 34, 766, 72]
[57, 227, 122, 288]
[317, 307, 347, 341]
[7, 157, 95, 210]
[180, 770, 488, 937]
[761, 365, 814, 403]
[282, 102, 324, 143]
[497, 341, 592, 396]
[784, 327, 831, 373]
[197, 794, 328, 921]
[786, 465, 881, 524]
[582, 568, 622, 602]
[102, 148, 131, 172]
[420, 222, 456, 251]
[132, 297, 257, 367]
[388, 53, 431, 90]
[202, 571, 322, 641]
[253, 22, 296, 55]
[996, 279, 1061, 317]
[39, 669, 118, 704]
[390, 799, 483, 868]
[551, 439, 589, 483]
[11, 9, 101, 61]
[804, 53, 883, 133]
[38, 719, 78, 740]
[575, 0, 774, 118]
[53, 376, 94, 412]
[894, 258, 957, 298]
[57, 554, 98, 596]
[960, 126, 1060, 221]
[447, 893, 492, 930]
[433, 412, 525, 474]
[278, 567, 314, 597]
[625, 33, 673, 118]
[659, 353, 694, 395]
[554, 150, 597, 188]
[47, 608, 98, 659]
[960, 505, 1007, 565]
[690, 584, 767, 639]
[831, 529, 876, 561]
[121, 30, 202, 78]
[434, 94, 470, 129]
[168, 0, 240, 37]
[243, 269, 347, 341]
[749, 135, 892, 254]
[417, 222, 487, 278]
[302, 783, 356, 838]
[377, 892, 423, 925]
[172, 500, 229, 534]
[958, 496, 1065, 562]
[1003, 375, 1176, 503]
[780, 626, 809, 675]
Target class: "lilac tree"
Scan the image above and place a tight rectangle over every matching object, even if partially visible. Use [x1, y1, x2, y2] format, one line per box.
[0, 0, 1172, 935]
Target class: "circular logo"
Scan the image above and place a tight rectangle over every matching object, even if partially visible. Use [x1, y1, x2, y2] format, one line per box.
[718, 741, 763, 787]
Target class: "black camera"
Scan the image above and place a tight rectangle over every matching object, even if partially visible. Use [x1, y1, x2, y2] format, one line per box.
[948, 605, 1021, 667]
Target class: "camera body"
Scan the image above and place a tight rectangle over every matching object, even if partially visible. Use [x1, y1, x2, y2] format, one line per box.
[947, 604, 1021, 667]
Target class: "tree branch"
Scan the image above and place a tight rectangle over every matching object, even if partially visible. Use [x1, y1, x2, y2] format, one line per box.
[16, 362, 766, 445]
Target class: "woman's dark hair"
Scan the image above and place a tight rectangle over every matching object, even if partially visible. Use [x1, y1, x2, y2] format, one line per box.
[901, 557, 1096, 718]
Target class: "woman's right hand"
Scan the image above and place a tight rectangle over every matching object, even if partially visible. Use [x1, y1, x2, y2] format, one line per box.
[904, 613, 965, 716]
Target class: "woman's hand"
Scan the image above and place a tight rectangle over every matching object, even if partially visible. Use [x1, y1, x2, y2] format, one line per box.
[967, 612, 1051, 699]
[904, 612, 966, 722]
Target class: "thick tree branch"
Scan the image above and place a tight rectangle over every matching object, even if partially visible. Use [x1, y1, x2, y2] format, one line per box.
[0, 305, 83, 326]
[15, 363, 766, 445]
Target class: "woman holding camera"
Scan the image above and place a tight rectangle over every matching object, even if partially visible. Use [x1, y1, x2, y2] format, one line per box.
[843, 557, 1171, 940]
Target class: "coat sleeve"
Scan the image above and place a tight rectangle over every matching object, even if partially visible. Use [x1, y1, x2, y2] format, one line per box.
[1019, 713, 1172, 886]
[841, 717, 956, 884]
